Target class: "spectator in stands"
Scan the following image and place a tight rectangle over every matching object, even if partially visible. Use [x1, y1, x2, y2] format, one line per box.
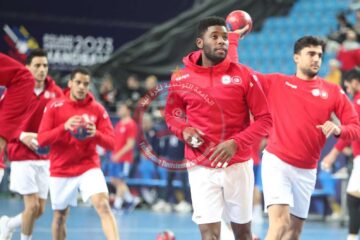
[325, 59, 342, 85]
[110, 102, 140, 210]
[99, 73, 119, 113]
[121, 74, 146, 108]
[145, 75, 158, 91]
[336, 30, 360, 72]
[328, 12, 353, 44]
[351, 9, 360, 38]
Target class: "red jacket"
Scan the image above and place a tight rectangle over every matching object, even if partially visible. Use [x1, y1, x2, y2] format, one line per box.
[0, 53, 34, 142]
[38, 91, 115, 177]
[335, 92, 360, 159]
[165, 45, 272, 168]
[229, 33, 360, 169]
[7, 76, 63, 161]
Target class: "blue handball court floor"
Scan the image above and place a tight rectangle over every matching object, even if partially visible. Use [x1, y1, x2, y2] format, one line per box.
[0, 197, 348, 240]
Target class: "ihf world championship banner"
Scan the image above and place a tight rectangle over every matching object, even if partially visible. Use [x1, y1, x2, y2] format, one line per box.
[0, 19, 137, 72]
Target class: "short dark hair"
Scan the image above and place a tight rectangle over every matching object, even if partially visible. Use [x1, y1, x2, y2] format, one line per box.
[293, 36, 326, 54]
[197, 16, 226, 38]
[26, 48, 47, 65]
[70, 67, 91, 80]
[344, 67, 360, 82]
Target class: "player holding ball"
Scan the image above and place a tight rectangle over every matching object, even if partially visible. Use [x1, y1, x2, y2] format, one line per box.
[38, 68, 120, 240]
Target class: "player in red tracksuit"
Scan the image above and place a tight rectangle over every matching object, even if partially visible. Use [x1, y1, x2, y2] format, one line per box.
[322, 68, 360, 240]
[165, 16, 272, 240]
[109, 102, 138, 210]
[38, 68, 119, 240]
[0, 53, 34, 181]
[230, 30, 360, 239]
[0, 49, 63, 240]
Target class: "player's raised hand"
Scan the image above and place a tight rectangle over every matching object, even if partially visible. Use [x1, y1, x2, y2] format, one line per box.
[182, 127, 205, 148]
[232, 24, 250, 39]
[209, 139, 237, 168]
[316, 121, 341, 138]
[64, 115, 83, 131]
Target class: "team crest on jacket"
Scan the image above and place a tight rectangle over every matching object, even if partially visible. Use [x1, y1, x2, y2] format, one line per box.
[221, 75, 231, 85]
[44, 90, 56, 99]
[320, 90, 328, 99]
[231, 76, 242, 85]
[82, 113, 97, 123]
[311, 89, 320, 97]
[311, 89, 328, 99]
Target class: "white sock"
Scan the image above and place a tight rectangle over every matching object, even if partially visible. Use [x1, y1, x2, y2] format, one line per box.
[347, 234, 358, 240]
[21, 233, 32, 240]
[114, 197, 123, 209]
[124, 191, 133, 202]
[7, 213, 22, 230]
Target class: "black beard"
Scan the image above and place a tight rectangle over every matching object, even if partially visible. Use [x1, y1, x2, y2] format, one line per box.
[302, 68, 318, 78]
[203, 45, 227, 65]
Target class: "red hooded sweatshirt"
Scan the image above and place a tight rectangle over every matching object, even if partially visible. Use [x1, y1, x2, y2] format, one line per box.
[0, 53, 34, 168]
[7, 76, 63, 161]
[38, 91, 115, 177]
[0, 53, 34, 143]
[165, 45, 272, 168]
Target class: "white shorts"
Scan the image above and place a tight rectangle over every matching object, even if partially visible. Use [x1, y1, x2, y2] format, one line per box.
[50, 168, 108, 210]
[0, 169, 4, 183]
[9, 160, 50, 199]
[347, 156, 360, 193]
[188, 160, 254, 225]
[261, 151, 317, 219]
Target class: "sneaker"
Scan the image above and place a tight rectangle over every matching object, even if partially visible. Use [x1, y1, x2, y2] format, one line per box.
[123, 197, 141, 213]
[0, 216, 13, 240]
[152, 200, 172, 213]
[174, 201, 192, 213]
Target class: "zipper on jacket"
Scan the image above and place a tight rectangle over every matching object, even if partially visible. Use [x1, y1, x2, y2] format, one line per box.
[210, 67, 213, 87]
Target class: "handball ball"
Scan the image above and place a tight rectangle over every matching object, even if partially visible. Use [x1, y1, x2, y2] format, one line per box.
[226, 10, 253, 34]
[156, 230, 175, 240]
[70, 122, 89, 140]
[36, 146, 50, 155]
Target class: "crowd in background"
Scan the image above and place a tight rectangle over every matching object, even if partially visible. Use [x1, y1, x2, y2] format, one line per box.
[98, 73, 192, 213]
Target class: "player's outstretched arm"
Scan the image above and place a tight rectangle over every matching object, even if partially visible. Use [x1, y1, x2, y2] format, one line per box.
[0, 53, 35, 144]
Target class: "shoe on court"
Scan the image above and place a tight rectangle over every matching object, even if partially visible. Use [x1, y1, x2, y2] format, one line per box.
[123, 197, 141, 213]
[174, 201, 192, 213]
[152, 200, 172, 213]
[0, 216, 13, 240]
